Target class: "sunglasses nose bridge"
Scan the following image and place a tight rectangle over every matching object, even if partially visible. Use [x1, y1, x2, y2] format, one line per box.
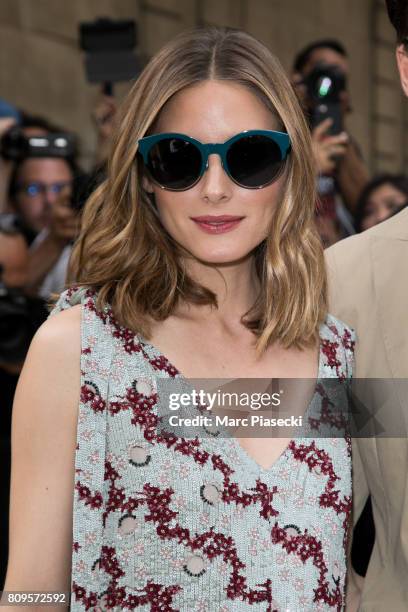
[203, 143, 224, 170]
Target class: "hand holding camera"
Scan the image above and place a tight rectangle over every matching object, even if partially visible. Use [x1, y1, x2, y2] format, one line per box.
[312, 117, 349, 174]
[0, 117, 17, 142]
[92, 94, 117, 139]
[92, 94, 117, 165]
[47, 184, 81, 247]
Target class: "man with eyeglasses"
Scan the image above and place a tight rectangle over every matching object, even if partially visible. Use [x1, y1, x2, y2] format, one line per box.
[326, 1, 408, 610]
[8, 141, 80, 300]
[11, 168, 72, 240]
[292, 39, 369, 248]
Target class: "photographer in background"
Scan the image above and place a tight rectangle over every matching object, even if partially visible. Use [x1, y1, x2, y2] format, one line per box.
[9, 154, 75, 243]
[292, 40, 369, 245]
[9, 160, 80, 299]
[1, 118, 82, 300]
[0, 111, 63, 217]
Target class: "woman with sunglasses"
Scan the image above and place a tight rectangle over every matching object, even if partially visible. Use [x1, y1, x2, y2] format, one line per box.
[4, 27, 355, 611]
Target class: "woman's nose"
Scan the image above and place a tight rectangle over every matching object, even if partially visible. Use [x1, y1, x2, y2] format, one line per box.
[199, 154, 233, 203]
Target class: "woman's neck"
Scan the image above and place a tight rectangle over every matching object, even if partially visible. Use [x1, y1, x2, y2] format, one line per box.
[175, 254, 261, 326]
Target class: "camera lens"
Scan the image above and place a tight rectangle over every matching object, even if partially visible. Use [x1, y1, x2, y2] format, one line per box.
[0, 126, 29, 161]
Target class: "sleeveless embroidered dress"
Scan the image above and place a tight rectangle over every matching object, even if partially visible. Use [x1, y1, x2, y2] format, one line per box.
[51, 287, 355, 612]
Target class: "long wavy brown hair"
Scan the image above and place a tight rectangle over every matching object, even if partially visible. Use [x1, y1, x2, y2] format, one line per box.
[68, 26, 327, 355]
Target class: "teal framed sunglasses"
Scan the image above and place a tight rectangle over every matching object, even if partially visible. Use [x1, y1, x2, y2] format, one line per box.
[137, 129, 291, 191]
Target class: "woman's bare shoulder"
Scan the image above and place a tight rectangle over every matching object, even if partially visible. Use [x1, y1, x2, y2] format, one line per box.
[35, 303, 82, 347]
[15, 304, 82, 423]
[27, 304, 81, 369]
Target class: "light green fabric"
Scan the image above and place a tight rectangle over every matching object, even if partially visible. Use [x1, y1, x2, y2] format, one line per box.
[52, 287, 354, 611]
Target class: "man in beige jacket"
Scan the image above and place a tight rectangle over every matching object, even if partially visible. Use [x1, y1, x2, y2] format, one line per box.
[325, 2, 408, 609]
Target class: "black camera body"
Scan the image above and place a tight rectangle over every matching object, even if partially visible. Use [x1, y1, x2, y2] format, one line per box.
[0, 218, 49, 363]
[303, 63, 347, 135]
[0, 213, 21, 235]
[0, 282, 36, 363]
[0, 126, 77, 162]
[79, 17, 140, 91]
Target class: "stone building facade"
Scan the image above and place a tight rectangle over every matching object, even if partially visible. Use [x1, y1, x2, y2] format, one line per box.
[0, 0, 406, 173]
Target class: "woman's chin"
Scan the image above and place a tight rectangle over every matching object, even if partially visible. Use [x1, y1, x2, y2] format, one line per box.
[189, 249, 253, 267]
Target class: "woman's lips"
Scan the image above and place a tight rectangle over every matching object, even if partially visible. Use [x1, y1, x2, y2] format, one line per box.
[190, 215, 244, 234]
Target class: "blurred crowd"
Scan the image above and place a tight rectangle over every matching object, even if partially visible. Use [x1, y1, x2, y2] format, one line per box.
[0, 35, 407, 586]
[0, 91, 116, 585]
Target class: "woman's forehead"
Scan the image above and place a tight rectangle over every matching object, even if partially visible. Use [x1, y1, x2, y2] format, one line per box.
[154, 80, 279, 140]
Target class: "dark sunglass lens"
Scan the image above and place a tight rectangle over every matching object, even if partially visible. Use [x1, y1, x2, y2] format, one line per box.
[146, 138, 202, 190]
[226, 135, 285, 188]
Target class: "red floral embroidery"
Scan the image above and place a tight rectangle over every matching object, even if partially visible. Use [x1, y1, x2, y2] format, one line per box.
[321, 338, 343, 378]
[73, 379, 346, 608]
[271, 525, 343, 609]
[288, 440, 352, 547]
[75, 482, 103, 510]
[74, 569, 182, 611]
[308, 383, 348, 432]
[85, 294, 179, 376]
[81, 382, 106, 414]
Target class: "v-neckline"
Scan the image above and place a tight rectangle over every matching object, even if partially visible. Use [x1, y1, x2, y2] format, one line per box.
[137, 324, 326, 476]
